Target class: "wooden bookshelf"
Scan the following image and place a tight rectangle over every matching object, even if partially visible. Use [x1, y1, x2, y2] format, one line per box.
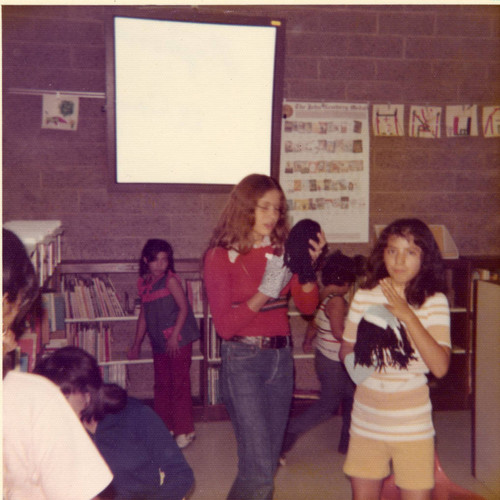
[52, 255, 500, 419]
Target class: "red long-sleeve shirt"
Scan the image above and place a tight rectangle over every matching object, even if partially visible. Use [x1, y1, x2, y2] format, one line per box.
[203, 245, 319, 340]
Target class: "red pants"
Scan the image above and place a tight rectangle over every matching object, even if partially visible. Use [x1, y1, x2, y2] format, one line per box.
[153, 343, 194, 436]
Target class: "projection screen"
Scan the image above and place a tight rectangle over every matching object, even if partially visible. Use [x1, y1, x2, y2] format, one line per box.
[107, 13, 285, 190]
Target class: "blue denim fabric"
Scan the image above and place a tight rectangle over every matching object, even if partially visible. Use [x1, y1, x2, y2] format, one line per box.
[221, 340, 294, 500]
[284, 349, 355, 451]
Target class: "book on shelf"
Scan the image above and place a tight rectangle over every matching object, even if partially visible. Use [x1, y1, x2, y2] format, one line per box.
[102, 364, 127, 389]
[41, 292, 66, 333]
[62, 274, 125, 319]
[185, 279, 204, 315]
[101, 275, 125, 317]
[207, 318, 221, 361]
[69, 324, 112, 363]
[17, 332, 38, 372]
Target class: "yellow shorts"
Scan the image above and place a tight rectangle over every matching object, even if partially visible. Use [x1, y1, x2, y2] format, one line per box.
[343, 434, 435, 491]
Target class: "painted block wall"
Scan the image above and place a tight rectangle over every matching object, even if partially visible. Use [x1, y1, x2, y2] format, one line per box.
[3, 4, 499, 260]
[3, 5, 499, 399]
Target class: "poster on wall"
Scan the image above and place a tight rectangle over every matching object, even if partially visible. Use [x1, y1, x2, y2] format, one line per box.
[42, 94, 79, 131]
[445, 105, 478, 137]
[280, 101, 369, 243]
[409, 105, 442, 138]
[482, 106, 500, 138]
[372, 104, 405, 136]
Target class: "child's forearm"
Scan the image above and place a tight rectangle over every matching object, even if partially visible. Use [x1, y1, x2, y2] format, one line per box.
[304, 322, 317, 343]
[131, 309, 147, 346]
[247, 291, 274, 312]
[339, 340, 354, 362]
[404, 313, 451, 378]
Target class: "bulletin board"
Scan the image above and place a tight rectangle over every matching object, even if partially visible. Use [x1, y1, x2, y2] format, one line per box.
[280, 101, 370, 243]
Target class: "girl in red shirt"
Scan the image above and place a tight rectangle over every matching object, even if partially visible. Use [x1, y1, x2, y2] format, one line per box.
[203, 174, 325, 500]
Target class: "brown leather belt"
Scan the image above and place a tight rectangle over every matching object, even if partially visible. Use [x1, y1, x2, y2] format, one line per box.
[229, 335, 292, 349]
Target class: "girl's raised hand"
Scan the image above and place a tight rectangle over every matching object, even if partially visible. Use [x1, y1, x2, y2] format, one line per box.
[309, 230, 327, 262]
[380, 278, 413, 323]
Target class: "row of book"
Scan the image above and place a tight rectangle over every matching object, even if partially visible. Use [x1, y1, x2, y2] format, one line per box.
[61, 274, 125, 319]
[185, 279, 204, 315]
[67, 324, 112, 363]
[102, 364, 128, 389]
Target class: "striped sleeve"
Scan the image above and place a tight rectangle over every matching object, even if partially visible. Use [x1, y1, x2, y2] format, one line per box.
[416, 292, 451, 348]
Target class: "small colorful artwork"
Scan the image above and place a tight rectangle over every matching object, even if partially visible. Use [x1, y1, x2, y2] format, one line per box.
[372, 104, 405, 136]
[445, 105, 478, 137]
[482, 106, 500, 138]
[409, 106, 442, 138]
[42, 94, 79, 131]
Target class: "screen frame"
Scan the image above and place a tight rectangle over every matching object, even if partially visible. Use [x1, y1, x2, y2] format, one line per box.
[105, 9, 286, 193]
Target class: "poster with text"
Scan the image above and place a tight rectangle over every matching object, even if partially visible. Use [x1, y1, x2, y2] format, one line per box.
[280, 101, 369, 243]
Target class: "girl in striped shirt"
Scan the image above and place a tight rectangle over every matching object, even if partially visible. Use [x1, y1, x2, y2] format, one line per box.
[340, 219, 451, 500]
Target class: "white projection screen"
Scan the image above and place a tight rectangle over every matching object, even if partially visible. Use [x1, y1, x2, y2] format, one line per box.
[107, 13, 286, 191]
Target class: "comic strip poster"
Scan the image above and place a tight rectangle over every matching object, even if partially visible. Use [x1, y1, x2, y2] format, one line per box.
[280, 101, 369, 243]
[372, 104, 405, 136]
[445, 105, 478, 137]
[409, 105, 442, 138]
[482, 106, 500, 138]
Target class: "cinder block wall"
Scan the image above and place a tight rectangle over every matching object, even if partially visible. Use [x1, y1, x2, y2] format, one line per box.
[3, 5, 499, 259]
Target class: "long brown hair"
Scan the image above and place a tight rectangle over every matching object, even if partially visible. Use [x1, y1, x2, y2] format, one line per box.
[207, 174, 289, 255]
[363, 218, 447, 307]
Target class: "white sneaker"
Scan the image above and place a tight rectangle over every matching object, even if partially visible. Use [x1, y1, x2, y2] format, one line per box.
[176, 432, 195, 449]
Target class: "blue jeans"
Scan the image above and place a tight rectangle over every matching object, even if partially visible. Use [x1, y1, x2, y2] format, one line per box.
[283, 349, 355, 452]
[221, 340, 294, 500]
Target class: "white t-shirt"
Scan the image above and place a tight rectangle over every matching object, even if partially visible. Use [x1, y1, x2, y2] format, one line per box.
[3, 371, 113, 500]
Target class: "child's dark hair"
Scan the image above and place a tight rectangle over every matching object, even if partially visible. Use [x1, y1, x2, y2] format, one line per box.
[364, 218, 447, 307]
[284, 219, 324, 284]
[139, 239, 175, 277]
[321, 250, 365, 287]
[34, 346, 127, 422]
[2, 229, 39, 337]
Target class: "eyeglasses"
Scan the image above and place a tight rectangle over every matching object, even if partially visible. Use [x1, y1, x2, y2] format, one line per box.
[256, 204, 283, 215]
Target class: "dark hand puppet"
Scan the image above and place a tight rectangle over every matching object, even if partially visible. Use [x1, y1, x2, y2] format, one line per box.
[259, 219, 323, 298]
[284, 219, 323, 284]
[345, 305, 417, 384]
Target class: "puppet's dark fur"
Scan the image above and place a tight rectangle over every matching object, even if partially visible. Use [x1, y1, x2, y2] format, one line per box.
[284, 219, 322, 284]
[354, 317, 416, 370]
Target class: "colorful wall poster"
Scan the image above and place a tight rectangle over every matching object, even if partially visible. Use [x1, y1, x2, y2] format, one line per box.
[372, 104, 405, 136]
[445, 105, 478, 137]
[42, 94, 79, 131]
[482, 106, 500, 138]
[409, 105, 442, 138]
[280, 101, 369, 243]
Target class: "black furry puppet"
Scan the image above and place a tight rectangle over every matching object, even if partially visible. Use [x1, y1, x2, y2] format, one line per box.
[354, 305, 416, 371]
[284, 219, 324, 284]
